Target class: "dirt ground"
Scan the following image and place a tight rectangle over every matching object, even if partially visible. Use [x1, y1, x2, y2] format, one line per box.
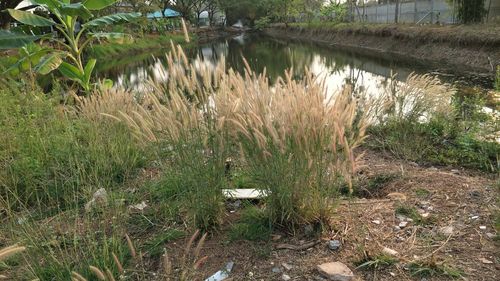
[164, 149, 498, 281]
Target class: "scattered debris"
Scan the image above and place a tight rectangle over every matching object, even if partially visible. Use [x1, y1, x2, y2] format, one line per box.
[276, 240, 320, 251]
[470, 215, 479, 220]
[222, 189, 268, 199]
[382, 247, 399, 257]
[328, 240, 341, 251]
[271, 234, 282, 241]
[438, 226, 454, 236]
[205, 261, 234, 281]
[486, 233, 495, 239]
[479, 257, 493, 264]
[317, 262, 354, 281]
[129, 201, 148, 211]
[85, 188, 108, 212]
[387, 192, 407, 201]
[272, 267, 282, 273]
[282, 263, 293, 271]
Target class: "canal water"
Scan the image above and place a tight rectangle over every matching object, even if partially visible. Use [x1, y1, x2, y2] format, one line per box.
[95, 33, 495, 100]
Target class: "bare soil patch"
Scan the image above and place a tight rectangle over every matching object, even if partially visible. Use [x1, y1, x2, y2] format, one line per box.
[163, 150, 498, 281]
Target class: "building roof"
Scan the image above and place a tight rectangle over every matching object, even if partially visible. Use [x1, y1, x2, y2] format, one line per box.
[147, 8, 181, 19]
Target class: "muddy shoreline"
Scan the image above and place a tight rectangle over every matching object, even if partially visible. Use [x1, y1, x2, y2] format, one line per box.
[263, 25, 499, 79]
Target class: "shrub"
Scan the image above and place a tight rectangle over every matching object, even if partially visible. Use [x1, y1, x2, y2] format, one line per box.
[0, 79, 145, 211]
[217, 69, 367, 228]
[366, 73, 499, 172]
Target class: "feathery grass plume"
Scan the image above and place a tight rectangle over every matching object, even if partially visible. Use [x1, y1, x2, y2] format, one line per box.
[71, 271, 88, 281]
[163, 250, 172, 280]
[181, 18, 190, 43]
[125, 234, 136, 259]
[112, 252, 124, 274]
[106, 44, 366, 228]
[368, 72, 454, 124]
[105, 268, 116, 281]
[0, 245, 25, 261]
[74, 88, 139, 121]
[193, 232, 208, 261]
[89, 266, 106, 280]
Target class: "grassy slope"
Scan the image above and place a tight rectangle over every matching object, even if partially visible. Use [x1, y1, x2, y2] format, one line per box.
[284, 22, 500, 47]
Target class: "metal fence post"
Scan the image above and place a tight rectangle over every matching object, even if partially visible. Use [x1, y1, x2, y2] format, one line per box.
[386, 1, 389, 23]
[430, 0, 435, 23]
[414, 0, 418, 23]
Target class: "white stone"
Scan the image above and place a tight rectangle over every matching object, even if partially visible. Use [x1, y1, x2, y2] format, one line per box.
[372, 220, 381, 225]
[479, 226, 487, 230]
[282, 274, 291, 281]
[398, 221, 408, 228]
[317, 262, 354, 281]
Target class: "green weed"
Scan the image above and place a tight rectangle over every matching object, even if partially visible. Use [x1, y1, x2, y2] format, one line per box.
[229, 206, 271, 241]
[356, 254, 397, 270]
[408, 260, 463, 279]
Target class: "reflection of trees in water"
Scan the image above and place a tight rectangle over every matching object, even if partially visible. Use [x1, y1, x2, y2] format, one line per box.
[99, 34, 423, 93]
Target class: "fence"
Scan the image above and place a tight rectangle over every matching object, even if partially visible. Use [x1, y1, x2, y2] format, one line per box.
[351, 0, 500, 24]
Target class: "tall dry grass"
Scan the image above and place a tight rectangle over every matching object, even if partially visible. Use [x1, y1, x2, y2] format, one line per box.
[84, 45, 367, 228]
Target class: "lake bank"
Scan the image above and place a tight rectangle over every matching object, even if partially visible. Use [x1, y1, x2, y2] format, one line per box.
[264, 23, 500, 77]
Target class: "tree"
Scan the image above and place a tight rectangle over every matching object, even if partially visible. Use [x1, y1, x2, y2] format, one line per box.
[0, 0, 21, 29]
[453, 0, 487, 24]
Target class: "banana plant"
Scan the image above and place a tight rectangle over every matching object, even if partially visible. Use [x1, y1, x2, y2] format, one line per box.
[0, 0, 141, 92]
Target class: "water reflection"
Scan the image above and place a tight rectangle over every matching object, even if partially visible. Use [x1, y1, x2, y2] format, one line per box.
[95, 33, 480, 97]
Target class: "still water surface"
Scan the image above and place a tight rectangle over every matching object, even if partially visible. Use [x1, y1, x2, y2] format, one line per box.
[95, 33, 493, 96]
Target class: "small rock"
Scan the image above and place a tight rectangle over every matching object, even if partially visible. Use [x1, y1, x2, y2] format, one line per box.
[272, 267, 282, 273]
[382, 247, 399, 256]
[271, 234, 282, 241]
[304, 224, 315, 236]
[282, 274, 291, 280]
[387, 192, 407, 201]
[439, 226, 454, 236]
[393, 226, 401, 231]
[479, 226, 487, 230]
[450, 169, 459, 174]
[399, 221, 408, 228]
[470, 215, 479, 220]
[479, 257, 493, 264]
[486, 233, 495, 239]
[129, 201, 148, 211]
[328, 240, 341, 250]
[317, 262, 354, 281]
[282, 263, 293, 271]
[372, 220, 381, 225]
[428, 167, 438, 171]
[396, 215, 407, 222]
[421, 213, 430, 218]
[389, 272, 396, 277]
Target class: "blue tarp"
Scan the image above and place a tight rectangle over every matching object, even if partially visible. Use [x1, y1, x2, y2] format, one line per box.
[147, 8, 181, 19]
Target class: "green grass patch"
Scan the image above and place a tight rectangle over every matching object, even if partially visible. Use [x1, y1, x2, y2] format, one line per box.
[229, 206, 272, 242]
[408, 261, 463, 279]
[355, 254, 398, 270]
[144, 229, 185, 258]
